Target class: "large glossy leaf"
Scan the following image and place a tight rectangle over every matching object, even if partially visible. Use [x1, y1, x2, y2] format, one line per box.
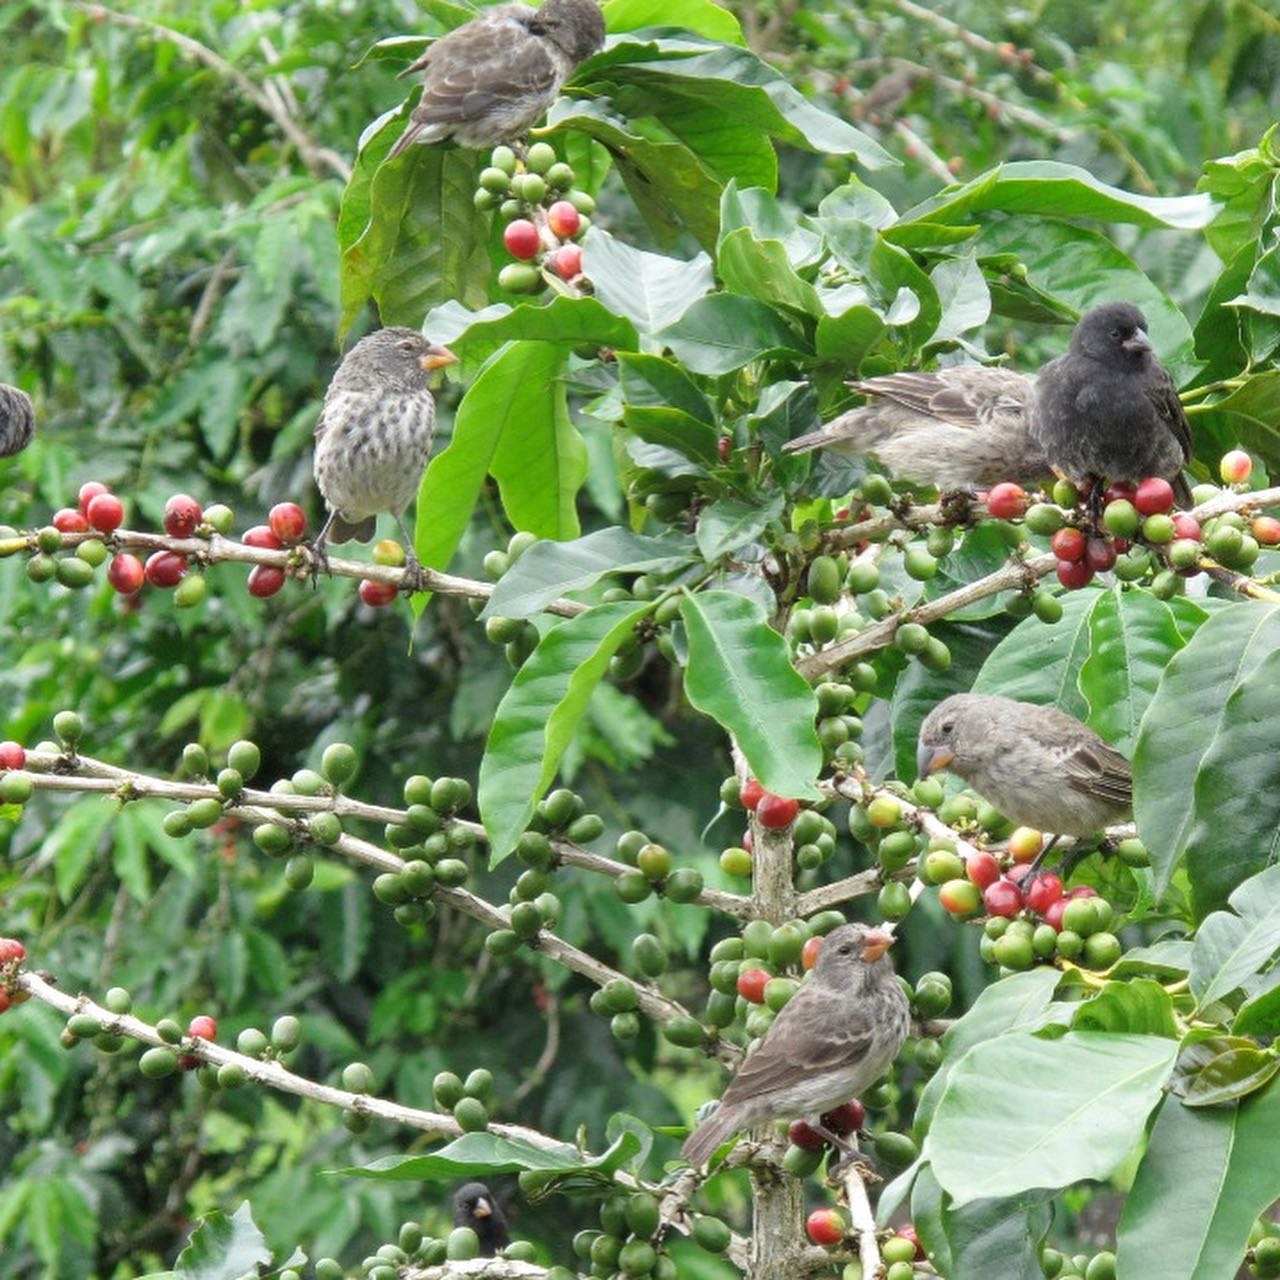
[1072, 980, 1179, 1037]
[925, 1031, 1177, 1207]
[657, 295, 809, 375]
[1117, 1075, 1280, 1280]
[602, 0, 745, 43]
[929, 255, 992, 345]
[679, 591, 822, 800]
[920, 1168, 1051, 1280]
[717, 227, 822, 317]
[171, 1203, 270, 1280]
[580, 228, 714, 334]
[1133, 603, 1280, 906]
[720, 183, 824, 269]
[1189, 863, 1280, 1010]
[479, 601, 654, 860]
[481, 529, 696, 620]
[695, 493, 785, 562]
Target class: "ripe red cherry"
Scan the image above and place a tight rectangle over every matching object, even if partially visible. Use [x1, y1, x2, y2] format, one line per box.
[1025, 872, 1064, 915]
[1067, 884, 1098, 899]
[740, 778, 764, 811]
[144, 551, 187, 588]
[1044, 898, 1068, 931]
[1050, 528, 1086, 562]
[736, 968, 771, 1004]
[717, 436, 732, 463]
[1173, 513, 1203, 541]
[986, 482, 1028, 520]
[1253, 516, 1280, 546]
[358, 579, 398, 607]
[1134, 477, 1175, 515]
[1056, 559, 1095, 590]
[983, 878, 1023, 917]
[247, 565, 286, 598]
[806, 1208, 846, 1246]
[1103, 482, 1137, 505]
[188, 1014, 217, 1040]
[107, 553, 144, 595]
[1005, 863, 1035, 887]
[0, 937, 25, 963]
[551, 244, 583, 280]
[86, 492, 125, 533]
[897, 1224, 925, 1260]
[0, 742, 26, 771]
[547, 200, 581, 239]
[741, 830, 753, 853]
[757, 793, 799, 829]
[77, 481, 110, 516]
[53, 507, 89, 534]
[788, 1119, 826, 1150]
[243, 525, 283, 550]
[1085, 537, 1117, 572]
[268, 502, 307, 544]
[503, 219, 541, 260]
[802, 935, 823, 970]
[965, 852, 1001, 889]
[821, 1099, 866, 1135]
[163, 494, 203, 538]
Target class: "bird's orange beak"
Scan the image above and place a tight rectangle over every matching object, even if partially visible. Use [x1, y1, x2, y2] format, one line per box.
[473, 1197, 492, 1219]
[917, 743, 954, 776]
[420, 345, 458, 371]
[861, 929, 894, 963]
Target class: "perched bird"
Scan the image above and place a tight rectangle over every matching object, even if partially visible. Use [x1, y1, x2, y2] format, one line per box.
[1030, 302, 1192, 504]
[453, 1182, 510, 1256]
[312, 327, 457, 558]
[917, 693, 1132, 839]
[388, 0, 606, 158]
[682, 923, 909, 1168]
[782, 366, 1050, 490]
[0, 384, 35, 459]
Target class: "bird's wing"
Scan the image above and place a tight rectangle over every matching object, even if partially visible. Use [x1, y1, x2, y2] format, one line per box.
[718, 985, 880, 1106]
[1024, 713, 1133, 809]
[399, 5, 531, 75]
[408, 12, 560, 127]
[1145, 365, 1193, 464]
[852, 367, 1031, 431]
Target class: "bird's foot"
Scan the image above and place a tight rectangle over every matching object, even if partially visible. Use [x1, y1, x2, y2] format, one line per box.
[400, 553, 430, 595]
[939, 488, 977, 524]
[306, 540, 332, 583]
[828, 1151, 881, 1185]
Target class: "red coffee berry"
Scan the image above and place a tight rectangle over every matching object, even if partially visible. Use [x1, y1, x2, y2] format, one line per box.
[86, 492, 125, 533]
[503, 219, 541, 261]
[965, 851, 1001, 889]
[1044, 898, 1068, 931]
[736, 968, 771, 1004]
[1085, 537, 1117, 572]
[359, 578, 398, 607]
[1025, 872, 1064, 915]
[939, 879, 981, 916]
[740, 778, 764, 811]
[1253, 516, 1280, 545]
[801, 935, 822, 971]
[1056, 559, 1095, 590]
[1067, 885, 1098, 899]
[821, 1100, 866, 1135]
[1005, 863, 1035, 887]
[1050, 528, 1086, 562]
[1220, 450, 1252, 484]
[983, 878, 1023, 917]
[163, 494, 203, 538]
[268, 502, 307, 544]
[741, 830, 753, 853]
[144, 551, 187, 589]
[1007, 827, 1043, 863]
[1103, 482, 1137, 505]
[243, 525, 283, 550]
[107, 553, 144, 595]
[806, 1208, 846, 1247]
[0, 937, 25, 963]
[0, 742, 26, 771]
[77, 481, 110, 516]
[551, 243, 583, 280]
[1134, 477, 1175, 516]
[188, 1014, 217, 1041]
[717, 436, 732, 463]
[898, 1224, 925, 1260]
[986, 482, 1028, 520]
[788, 1119, 826, 1150]
[247, 565, 286, 598]
[547, 200, 582, 239]
[53, 507, 89, 534]
[757, 793, 799, 829]
[1172, 513, 1203, 541]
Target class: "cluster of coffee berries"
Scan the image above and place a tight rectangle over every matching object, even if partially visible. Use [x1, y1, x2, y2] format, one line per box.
[316, 1216, 536, 1280]
[608, 828, 702, 907]
[1041, 1244, 1117, 1279]
[241, 502, 308, 599]
[432, 1066, 494, 1134]
[479, 531, 541, 665]
[1248, 1222, 1280, 1278]
[0, 740, 31, 808]
[717, 777, 839, 878]
[474, 142, 594, 292]
[782, 1079, 918, 1182]
[561, 1188, 728, 1279]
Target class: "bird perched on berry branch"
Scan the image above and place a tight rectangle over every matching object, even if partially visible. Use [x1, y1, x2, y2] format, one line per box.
[453, 1182, 510, 1257]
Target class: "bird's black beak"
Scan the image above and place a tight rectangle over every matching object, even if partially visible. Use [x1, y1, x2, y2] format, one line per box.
[420, 345, 458, 372]
[861, 929, 894, 963]
[917, 742, 954, 777]
[472, 1197, 492, 1219]
[1122, 330, 1152, 355]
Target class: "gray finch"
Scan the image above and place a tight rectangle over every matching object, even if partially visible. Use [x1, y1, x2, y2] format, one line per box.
[312, 327, 456, 549]
[1031, 301, 1193, 504]
[388, 0, 605, 157]
[782, 366, 1050, 490]
[0, 384, 35, 459]
[682, 923, 909, 1168]
[917, 693, 1132, 837]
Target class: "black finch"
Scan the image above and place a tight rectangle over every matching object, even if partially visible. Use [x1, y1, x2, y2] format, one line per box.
[312, 327, 456, 554]
[0, 384, 35, 459]
[682, 923, 909, 1168]
[388, 0, 606, 158]
[452, 1182, 510, 1256]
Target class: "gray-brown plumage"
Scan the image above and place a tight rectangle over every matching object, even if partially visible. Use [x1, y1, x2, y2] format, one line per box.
[0, 384, 34, 459]
[312, 328, 456, 551]
[917, 693, 1132, 837]
[388, 0, 605, 158]
[682, 923, 909, 1168]
[783, 366, 1050, 489]
[1030, 302, 1192, 505]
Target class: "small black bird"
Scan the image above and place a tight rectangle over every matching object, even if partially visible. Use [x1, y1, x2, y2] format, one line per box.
[312, 327, 457, 557]
[783, 366, 1048, 489]
[1030, 302, 1192, 504]
[388, 0, 606, 158]
[453, 1182, 510, 1256]
[0, 384, 34, 459]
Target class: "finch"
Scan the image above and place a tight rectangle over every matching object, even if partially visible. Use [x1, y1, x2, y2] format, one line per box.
[682, 923, 909, 1168]
[312, 327, 456, 557]
[452, 1182, 510, 1256]
[917, 693, 1132, 838]
[388, 0, 606, 158]
[0, 384, 34, 459]
[1030, 302, 1193, 504]
[782, 366, 1050, 490]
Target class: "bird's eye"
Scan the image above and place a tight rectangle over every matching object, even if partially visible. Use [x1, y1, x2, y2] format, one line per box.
[397, 339, 417, 352]
[1109, 328, 1121, 339]
[838, 944, 853, 955]
[940, 720, 954, 734]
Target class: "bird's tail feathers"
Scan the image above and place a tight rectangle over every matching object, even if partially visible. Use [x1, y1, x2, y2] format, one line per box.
[681, 1103, 742, 1168]
[781, 429, 830, 455]
[328, 514, 377, 544]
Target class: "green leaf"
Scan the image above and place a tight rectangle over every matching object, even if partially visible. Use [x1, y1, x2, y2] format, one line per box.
[1117, 1075, 1280, 1280]
[657, 294, 809, 376]
[921, 525, 1019, 621]
[602, 0, 745, 43]
[1181, 1045, 1280, 1106]
[934, 1177, 1052, 1280]
[46, 798, 114, 903]
[695, 493, 785, 561]
[1072, 980, 1179, 1037]
[172, 1203, 270, 1280]
[928, 255, 992, 345]
[580, 228, 714, 334]
[679, 591, 822, 800]
[924, 1031, 1177, 1207]
[717, 227, 822, 317]
[720, 182, 824, 268]
[479, 601, 654, 860]
[1133, 604, 1280, 909]
[482, 528, 696, 619]
[1189, 863, 1280, 1010]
